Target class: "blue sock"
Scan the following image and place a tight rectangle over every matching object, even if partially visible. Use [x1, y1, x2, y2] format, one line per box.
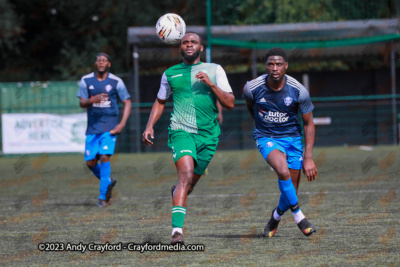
[278, 178, 300, 213]
[99, 161, 111, 200]
[89, 164, 101, 180]
[278, 193, 290, 213]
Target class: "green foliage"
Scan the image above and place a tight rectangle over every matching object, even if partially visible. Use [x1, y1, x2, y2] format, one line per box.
[0, 0, 24, 58]
[0, 0, 397, 81]
[0, 0, 206, 81]
[211, 0, 397, 25]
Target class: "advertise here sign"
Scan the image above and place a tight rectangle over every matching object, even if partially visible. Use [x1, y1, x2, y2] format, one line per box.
[2, 113, 87, 154]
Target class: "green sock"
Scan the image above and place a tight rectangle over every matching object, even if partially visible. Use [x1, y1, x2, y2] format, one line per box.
[172, 206, 186, 228]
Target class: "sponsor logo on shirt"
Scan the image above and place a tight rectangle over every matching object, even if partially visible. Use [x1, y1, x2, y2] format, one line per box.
[105, 84, 112, 92]
[180, 150, 192, 153]
[284, 97, 293, 106]
[92, 95, 111, 108]
[172, 74, 182, 78]
[258, 109, 289, 123]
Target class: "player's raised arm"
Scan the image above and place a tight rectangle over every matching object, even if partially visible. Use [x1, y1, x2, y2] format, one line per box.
[77, 77, 108, 108]
[195, 65, 234, 110]
[79, 94, 108, 108]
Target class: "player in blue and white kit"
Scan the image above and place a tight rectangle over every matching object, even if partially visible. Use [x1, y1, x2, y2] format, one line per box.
[77, 53, 131, 207]
[243, 47, 317, 237]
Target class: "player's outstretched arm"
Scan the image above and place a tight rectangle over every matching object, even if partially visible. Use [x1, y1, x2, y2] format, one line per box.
[302, 112, 317, 181]
[110, 98, 131, 135]
[195, 71, 235, 110]
[142, 98, 167, 145]
[79, 93, 108, 108]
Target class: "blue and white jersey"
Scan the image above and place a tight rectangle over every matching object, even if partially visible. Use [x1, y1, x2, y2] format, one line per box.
[243, 74, 314, 139]
[77, 72, 131, 135]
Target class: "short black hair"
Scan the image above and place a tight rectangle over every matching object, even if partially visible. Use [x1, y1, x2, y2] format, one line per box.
[181, 32, 202, 44]
[96, 52, 110, 62]
[265, 47, 288, 62]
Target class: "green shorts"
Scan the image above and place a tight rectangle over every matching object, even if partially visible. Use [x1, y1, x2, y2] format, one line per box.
[168, 130, 219, 175]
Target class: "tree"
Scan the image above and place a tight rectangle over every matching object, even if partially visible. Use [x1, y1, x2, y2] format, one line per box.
[0, 0, 206, 81]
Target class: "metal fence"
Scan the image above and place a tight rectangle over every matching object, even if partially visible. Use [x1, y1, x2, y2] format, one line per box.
[1, 81, 399, 154]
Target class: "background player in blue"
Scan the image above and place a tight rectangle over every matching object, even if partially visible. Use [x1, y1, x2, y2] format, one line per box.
[243, 47, 318, 238]
[77, 52, 131, 207]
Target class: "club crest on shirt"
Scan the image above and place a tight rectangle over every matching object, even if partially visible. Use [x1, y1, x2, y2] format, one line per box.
[284, 97, 293, 106]
[105, 84, 112, 92]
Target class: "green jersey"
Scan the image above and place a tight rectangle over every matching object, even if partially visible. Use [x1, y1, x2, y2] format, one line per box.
[158, 62, 232, 137]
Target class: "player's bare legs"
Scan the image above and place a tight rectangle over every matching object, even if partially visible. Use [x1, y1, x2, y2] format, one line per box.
[267, 150, 291, 181]
[289, 169, 301, 192]
[86, 159, 97, 168]
[188, 173, 202, 195]
[170, 155, 198, 244]
[86, 154, 100, 170]
[172, 173, 201, 197]
[173, 155, 195, 207]
[264, 149, 316, 237]
[100, 154, 110, 163]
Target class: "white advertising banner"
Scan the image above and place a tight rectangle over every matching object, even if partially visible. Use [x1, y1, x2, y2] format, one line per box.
[2, 113, 87, 154]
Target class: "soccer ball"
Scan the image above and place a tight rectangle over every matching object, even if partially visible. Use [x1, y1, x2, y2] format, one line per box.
[156, 13, 186, 44]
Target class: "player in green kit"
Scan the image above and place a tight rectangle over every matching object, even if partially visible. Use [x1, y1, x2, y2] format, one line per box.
[143, 32, 235, 244]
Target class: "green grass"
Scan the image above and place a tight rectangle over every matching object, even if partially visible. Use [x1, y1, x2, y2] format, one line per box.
[0, 146, 399, 266]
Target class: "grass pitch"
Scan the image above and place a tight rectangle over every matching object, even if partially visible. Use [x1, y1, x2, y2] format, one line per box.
[0, 146, 399, 266]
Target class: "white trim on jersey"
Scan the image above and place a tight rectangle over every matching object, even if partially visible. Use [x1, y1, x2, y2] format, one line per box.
[243, 74, 267, 101]
[248, 74, 267, 91]
[81, 72, 95, 79]
[287, 81, 301, 91]
[77, 73, 95, 99]
[286, 75, 304, 91]
[216, 65, 233, 93]
[109, 73, 124, 84]
[157, 72, 172, 100]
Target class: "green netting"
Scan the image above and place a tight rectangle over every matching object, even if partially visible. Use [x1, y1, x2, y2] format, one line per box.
[210, 33, 400, 49]
[0, 81, 82, 114]
[0, 81, 399, 152]
[1, 81, 399, 113]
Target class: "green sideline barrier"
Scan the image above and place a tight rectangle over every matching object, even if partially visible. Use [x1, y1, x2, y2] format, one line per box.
[1, 81, 399, 153]
[210, 34, 400, 50]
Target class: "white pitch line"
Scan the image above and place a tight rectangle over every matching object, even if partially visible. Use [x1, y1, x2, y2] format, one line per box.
[138, 189, 393, 199]
[0, 189, 394, 207]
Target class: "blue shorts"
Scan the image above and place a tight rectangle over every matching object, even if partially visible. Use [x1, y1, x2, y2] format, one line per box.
[256, 136, 303, 170]
[84, 132, 117, 161]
